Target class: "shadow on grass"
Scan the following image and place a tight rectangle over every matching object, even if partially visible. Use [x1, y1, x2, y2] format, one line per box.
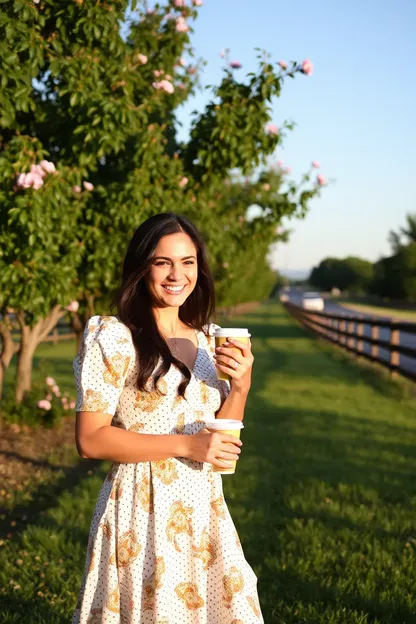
[0, 594, 68, 624]
[0, 457, 102, 541]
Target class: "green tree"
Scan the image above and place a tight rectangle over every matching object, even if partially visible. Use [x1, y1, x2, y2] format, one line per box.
[309, 256, 373, 293]
[1, 0, 322, 403]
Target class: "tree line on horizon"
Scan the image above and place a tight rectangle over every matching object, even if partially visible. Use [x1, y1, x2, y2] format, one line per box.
[308, 214, 416, 301]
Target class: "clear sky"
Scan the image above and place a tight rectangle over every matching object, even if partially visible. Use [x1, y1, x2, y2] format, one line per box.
[175, 0, 416, 276]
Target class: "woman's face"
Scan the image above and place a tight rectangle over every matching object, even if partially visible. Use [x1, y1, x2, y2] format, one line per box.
[146, 232, 198, 308]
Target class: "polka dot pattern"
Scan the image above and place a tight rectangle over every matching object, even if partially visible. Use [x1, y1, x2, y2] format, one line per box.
[72, 316, 263, 623]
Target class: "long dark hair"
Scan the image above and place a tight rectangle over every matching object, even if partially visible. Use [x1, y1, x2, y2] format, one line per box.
[111, 212, 216, 398]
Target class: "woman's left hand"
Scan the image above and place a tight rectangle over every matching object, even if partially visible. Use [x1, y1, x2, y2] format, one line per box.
[214, 338, 254, 394]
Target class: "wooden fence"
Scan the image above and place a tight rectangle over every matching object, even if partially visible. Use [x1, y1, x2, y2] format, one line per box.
[284, 301, 416, 383]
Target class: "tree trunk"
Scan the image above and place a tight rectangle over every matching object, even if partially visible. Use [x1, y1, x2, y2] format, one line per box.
[71, 310, 86, 353]
[0, 319, 19, 402]
[14, 306, 67, 404]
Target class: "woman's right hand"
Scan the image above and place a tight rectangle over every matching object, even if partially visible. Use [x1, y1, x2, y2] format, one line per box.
[184, 428, 243, 469]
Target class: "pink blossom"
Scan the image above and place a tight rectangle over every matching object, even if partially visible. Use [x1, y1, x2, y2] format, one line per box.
[277, 160, 283, 168]
[46, 393, 52, 401]
[46, 376, 56, 386]
[278, 60, 288, 69]
[193, 0, 203, 5]
[153, 80, 174, 93]
[83, 181, 94, 191]
[30, 164, 47, 178]
[31, 174, 44, 190]
[52, 384, 60, 394]
[177, 82, 186, 90]
[262, 183, 271, 191]
[179, 58, 186, 67]
[230, 60, 242, 69]
[186, 65, 196, 75]
[316, 174, 327, 186]
[16, 173, 32, 188]
[72, 185, 82, 193]
[69, 400, 76, 409]
[285, 167, 292, 174]
[33, 0, 40, 4]
[176, 16, 189, 32]
[153, 69, 163, 77]
[165, 74, 172, 81]
[39, 160, 56, 174]
[312, 161, 320, 168]
[61, 397, 68, 405]
[37, 399, 51, 410]
[174, 0, 186, 6]
[146, 8, 155, 14]
[179, 176, 188, 188]
[137, 53, 148, 65]
[301, 59, 313, 76]
[66, 300, 79, 312]
[266, 123, 278, 135]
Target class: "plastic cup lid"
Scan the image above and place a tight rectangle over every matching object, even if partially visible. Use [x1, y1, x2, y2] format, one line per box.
[214, 328, 251, 338]
[204, 419, 244, 430]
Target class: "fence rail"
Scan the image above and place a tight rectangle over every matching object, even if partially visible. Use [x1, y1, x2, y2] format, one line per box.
[284, 301, 416, 383]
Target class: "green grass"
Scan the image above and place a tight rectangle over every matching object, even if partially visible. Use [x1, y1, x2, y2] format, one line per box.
[2, 303, 416, 622]
[339, 301, 416, 322]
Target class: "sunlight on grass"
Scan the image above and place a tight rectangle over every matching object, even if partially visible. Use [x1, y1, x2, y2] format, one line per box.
[1, 302, 416, 623]
[340, 301, 416, 322]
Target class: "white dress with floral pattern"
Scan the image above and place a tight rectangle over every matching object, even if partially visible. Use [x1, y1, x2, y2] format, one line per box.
[71, 315, 263, 624]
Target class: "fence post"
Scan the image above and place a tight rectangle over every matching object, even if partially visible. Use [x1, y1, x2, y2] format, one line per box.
[339, 318, 346, 345]
[357, 317, 364, 356]
[389, 322, 400, 377]
[371, 321, 379, 361]
[347, 320, 355, 350]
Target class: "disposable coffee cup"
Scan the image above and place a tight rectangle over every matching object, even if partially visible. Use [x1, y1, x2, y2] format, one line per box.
[214, 328, 251, 382]
[205, 419, 244, 475]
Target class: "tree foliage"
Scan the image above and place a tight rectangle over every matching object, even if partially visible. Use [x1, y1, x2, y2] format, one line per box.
[0, 0, 322, 402]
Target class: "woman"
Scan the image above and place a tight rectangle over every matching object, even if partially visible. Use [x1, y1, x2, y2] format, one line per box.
[72, 212, 263, 623]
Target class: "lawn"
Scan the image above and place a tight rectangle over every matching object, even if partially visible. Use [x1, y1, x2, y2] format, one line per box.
[339, 301, 416, 323]
[1, 302, 416, 623]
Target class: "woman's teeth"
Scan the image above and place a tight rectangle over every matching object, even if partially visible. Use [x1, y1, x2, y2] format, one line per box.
[162, 285, 185, 294]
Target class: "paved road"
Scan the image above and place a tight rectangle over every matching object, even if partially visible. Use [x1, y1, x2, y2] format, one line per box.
[284, 289, 416, 379]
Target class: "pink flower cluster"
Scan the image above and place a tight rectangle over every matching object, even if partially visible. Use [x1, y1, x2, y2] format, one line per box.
[37, 377, 75, 411]
[136, 53, 148, 65]
[176, 16, 189, 32]
[301, 59, 313, 76]
[266, 123, 279, 135]
[152, 79, 174, 93]
[16, 160, 56, 190]
[179, 176, 188, 188]
[230, 60, 242, 69]
[66, 300, 79, 312]
[73, 181, 94, 193]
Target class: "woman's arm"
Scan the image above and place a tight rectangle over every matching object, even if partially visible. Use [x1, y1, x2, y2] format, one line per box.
[214, 386, 249, 422]
[76, 412, 241, 466]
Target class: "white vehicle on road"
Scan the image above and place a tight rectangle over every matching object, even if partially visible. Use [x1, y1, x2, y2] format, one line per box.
[301, 292, 325, 312]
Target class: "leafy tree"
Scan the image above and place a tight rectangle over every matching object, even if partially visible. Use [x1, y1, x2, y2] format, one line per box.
[309, 256, 373, 293]
[388, 213, 416, 253]
[0, 0, 323, 403]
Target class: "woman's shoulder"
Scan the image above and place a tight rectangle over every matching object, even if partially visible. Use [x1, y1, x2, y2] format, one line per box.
[84, 315, 133, 344]
[203, 322, 221, 336]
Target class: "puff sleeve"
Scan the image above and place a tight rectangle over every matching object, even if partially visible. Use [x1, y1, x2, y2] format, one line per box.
[73, 316, 135, 415]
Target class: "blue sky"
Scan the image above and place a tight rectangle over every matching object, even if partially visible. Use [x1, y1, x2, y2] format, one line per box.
[174, 0, 416, 276]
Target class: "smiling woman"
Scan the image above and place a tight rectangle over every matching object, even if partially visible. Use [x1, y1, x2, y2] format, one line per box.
[72, 212, 262, 623]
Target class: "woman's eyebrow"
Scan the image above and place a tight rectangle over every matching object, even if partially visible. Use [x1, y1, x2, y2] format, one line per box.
[153, 255, 196, 260]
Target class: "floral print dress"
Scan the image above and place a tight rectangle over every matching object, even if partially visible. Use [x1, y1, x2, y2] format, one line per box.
[72, 315, 263, 624]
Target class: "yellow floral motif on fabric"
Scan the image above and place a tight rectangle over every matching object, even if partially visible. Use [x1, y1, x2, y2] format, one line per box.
[106, 584, 120, 613]
[88, 551, 95, 573]
[210, 496, 226, 519]
[200, 382, 210, 404]
[100, 519, 113, 541]
[110, 477, 123, 500]
[103, 352, 131, 388]
[86, 608, 103, 624]
[175, 412, 185, 434]
[136, 474, 154, 513]
[134, 380, 167, 412]
[110, 529, 141, 567]
[156, 619, 169, 624]
[223, 566, 245, 608]
[231, 620, 245, 624]
[80, 389, 110, 413]
[192, 527, 217, 570]
[174, 582, 205, 610]
[166, 500, 194, 552]
[246, 595, 262, 618]
[152, 458, 179, 485]
[129, 422, 145, 433]
[143, 556, 166, 611]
